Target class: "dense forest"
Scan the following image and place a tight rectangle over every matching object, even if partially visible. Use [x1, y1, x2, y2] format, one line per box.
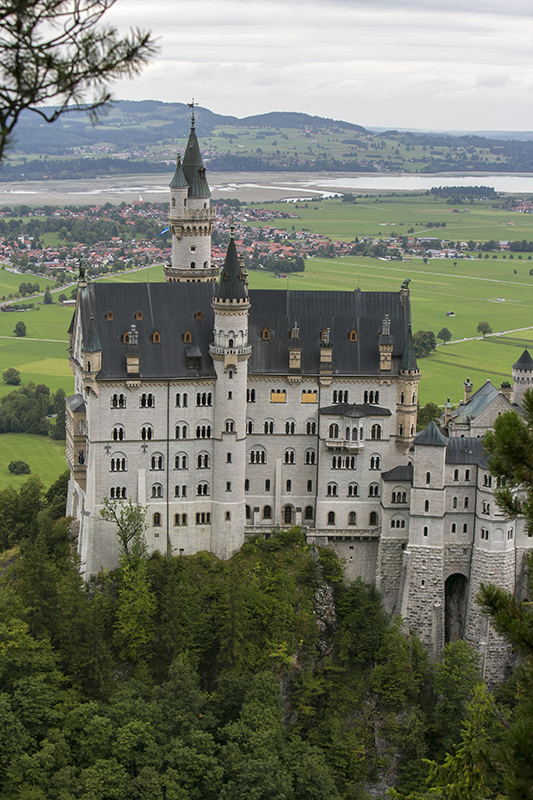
[0, 475, 531, 799]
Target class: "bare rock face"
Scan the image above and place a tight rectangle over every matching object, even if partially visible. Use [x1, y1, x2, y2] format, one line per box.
[313, 583, 337, 657]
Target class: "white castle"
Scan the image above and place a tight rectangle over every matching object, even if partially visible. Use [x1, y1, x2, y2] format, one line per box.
[66, 114, 533, 680]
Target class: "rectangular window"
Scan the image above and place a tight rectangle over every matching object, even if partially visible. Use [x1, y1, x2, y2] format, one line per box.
[270, 389, 286, 403]
[301, 391, 317, 403]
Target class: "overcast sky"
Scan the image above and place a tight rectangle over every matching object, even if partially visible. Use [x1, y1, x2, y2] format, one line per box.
[106, 0, 533, 132]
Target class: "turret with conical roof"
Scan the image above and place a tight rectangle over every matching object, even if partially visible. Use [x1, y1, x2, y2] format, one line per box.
[164, 107, 217, 284]
[512, 347, 533, 407]
[215, 231, 248, 303]
[396, 324, 420, 452]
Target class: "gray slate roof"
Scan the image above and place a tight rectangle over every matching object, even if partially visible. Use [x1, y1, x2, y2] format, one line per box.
[216, 238, 247, 301]
[75, 283, 412, 380]
[381, 464, 413, 482]
[182, 120, 211, 199]
[513, 348, 533, 370]
[169, 156, 188, 189]
[319, 403, 392, 417]
[66, 393, 85, 413]
[413, 420, 448, 446]
[449, 380, 497, 425]
[445, 436, 487, 466]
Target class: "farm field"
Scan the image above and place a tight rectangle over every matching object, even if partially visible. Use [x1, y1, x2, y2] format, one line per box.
[0, 433, 66, 490]
[248, 195, 533, 243]
[0, 267, 56, 298]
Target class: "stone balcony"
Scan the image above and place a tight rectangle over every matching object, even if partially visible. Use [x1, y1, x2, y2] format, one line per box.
[209, 344, 252, 357]
[325, 438, 364, 451]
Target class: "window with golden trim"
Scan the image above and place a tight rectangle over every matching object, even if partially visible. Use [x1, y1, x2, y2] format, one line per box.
[195, 311, 203, 320]
[183, 330, 192, 343]
[135, 311, 143, 320]
[349, 328, 358, 342]
[105, 312, 114, 320]
[262, 327, 270, 341]
[122, 331, 129, 344]
[152, 330, 161, 344]
[320, 328, 328, 341]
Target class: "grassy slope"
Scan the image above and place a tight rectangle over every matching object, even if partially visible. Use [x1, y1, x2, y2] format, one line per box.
[0, 433, 66, 490]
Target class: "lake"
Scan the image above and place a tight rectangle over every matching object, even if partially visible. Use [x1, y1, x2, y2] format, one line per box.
[2, 171, 533, 206]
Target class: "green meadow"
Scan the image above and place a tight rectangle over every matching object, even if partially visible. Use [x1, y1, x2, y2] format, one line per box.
[0, 433, 66, 490]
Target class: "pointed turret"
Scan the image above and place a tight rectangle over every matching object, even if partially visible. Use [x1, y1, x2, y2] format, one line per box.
[82, 316, 101, 353]
[169, 154, 188, 189]
[81, 316, 102, 391]
[182, 111, 211, 199]
[215, 233, 248, 302]
[512, 347, 533, 407]
[400, 327, 418, 373]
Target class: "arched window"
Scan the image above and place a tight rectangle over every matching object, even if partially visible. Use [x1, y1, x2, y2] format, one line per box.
[369, 511, 378, 526]
[285, 420, 296, 434]
[174, 513, 188, 526]
[246, 419, 254, 434]
[423, 526, 428, 537]
[262, 327, 270, 341]
[225, 419, 235, 432]
[244, 479, 249, 492]
[174, 453, 187, 470]
[197, 452, 210, 469]
[196, 392, 213, 407]
[151, 454, 164, 470]
[183, 330, 192, 343]
[451, 523, 457, 533]
[284, 449, 295, 465]
[399, 392, 405, 404]
[327, 483, 338, 497]
[140, 393, 155, 408]
[196, 424, 212, 439]
[424, 499, 429, 512]
[452, 496, 458, 509]
[327, 511, 336, 525]
[349, 328, 357, 342]
[371, 424, 381, 440]
[348, 511, 356, 526]
[141, 425, 153, 440]
[306, 420, 317, 435]
[176, 393, 188, 408]
[175, 424, 187, 439]
[265, 479, 271, 491]
[152, 331, 161, 344]
[329, 423, 339, 439]
[250, 447, 266, 464]
[174, 485, 187, 497]
[153, 513, 161, 527]
[304, 506, 314, 520]
[196, 482, 209, 496]
[307, 479, 313, 492]
[112, 425, 125, 441]
[465, 469, 470, 481]
[463, 523, 468, 533]
[245, 505, 251, 520]
[284, 505, 294, 525]
[370, 454, 381, 470]
[247, 388, 256, 403]
[453, 469, 459, 481]
[151, 484, 163, 498]
[369, 483, 379, 497]
[111, 393, 126, 409]
[348, 483, 358, 497]
[286, 479, 292, 493]
[110, 486, 127, 499]
[305, 450, 316, 465]
[426, 472, 431, 484]
[264, 419, 274, 434]
[110, 455, 127, 472]
[263, 505, 272, 519]
[464, 497, 469, 508]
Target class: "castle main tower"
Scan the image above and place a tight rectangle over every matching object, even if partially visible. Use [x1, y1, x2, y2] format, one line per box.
[164, 109, 218, 283]
[209, 232, 251, 558]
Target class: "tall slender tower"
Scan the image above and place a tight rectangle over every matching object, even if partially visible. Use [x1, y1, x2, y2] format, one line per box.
[164, 109, 218, 282]
[209, 233, 251, 557]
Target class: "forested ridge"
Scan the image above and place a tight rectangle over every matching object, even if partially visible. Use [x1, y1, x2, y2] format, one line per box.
[0, 475, 531, 799]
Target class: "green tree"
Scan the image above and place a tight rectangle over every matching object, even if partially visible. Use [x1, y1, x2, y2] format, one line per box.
[476, 321, 492, 338]
[0, 0, 155, 161]
[99, 498, 148, 560]
[417, 402, 441, 431]
[413, 330, 437, 358]
[13, 320, 26, 337]
[484, 389, 533, 535]
[437, 327, 452, 344]
[43, 287, 53, 304]
[2, 367, 20, 384]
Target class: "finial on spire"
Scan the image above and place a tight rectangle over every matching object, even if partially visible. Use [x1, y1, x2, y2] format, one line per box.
[187, 98, 197, 127]
[229, 221, 235, 239]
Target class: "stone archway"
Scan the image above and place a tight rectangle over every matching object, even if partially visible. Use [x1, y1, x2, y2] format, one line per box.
[445, 573, 468, 643]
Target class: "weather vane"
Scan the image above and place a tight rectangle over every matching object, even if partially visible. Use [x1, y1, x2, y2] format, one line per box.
[187, 99, 198, 124]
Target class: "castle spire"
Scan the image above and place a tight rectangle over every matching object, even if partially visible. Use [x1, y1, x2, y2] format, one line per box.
[182, 104, 210, 199]
[215, 228, 248, 302]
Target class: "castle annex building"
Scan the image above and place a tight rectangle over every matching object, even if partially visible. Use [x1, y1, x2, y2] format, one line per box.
[67, 115, 532, 679]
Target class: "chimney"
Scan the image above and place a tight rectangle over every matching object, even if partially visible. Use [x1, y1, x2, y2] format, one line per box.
[499, 381, 512, 401]
[463, 378, 473, 404]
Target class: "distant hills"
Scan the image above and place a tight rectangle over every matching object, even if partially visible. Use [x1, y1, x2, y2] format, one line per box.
[3, 100, 533, 181]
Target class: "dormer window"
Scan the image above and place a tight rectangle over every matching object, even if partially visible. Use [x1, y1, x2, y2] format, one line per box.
[184, 330, 192, 343]
[262, 327, 270, 341]
[135, 312, 143, 321]
[195, 311, 203, 320]
[152, 330, 161, 344]
[349, 328, 357, 342]
[105, 312, 113, 321]
[122, 331, 129, 344]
